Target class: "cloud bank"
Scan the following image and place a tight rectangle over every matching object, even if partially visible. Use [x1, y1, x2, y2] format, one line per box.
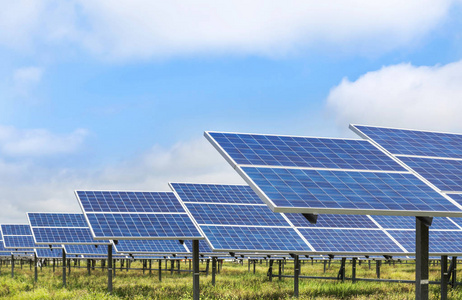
[326, 60, 462, 132]
[0, 0, 458, 59]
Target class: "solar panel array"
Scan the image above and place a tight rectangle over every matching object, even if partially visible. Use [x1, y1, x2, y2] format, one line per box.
[170, 183, 410, 255]
[205, 132, 462, 217]
[1, 224, 53, 249]
[350, 125, 462, 209]
[75, 191, 204, 240]
[28, 213, 110, 245]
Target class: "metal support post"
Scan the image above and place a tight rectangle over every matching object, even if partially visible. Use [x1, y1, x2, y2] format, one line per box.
[149, 259, 152, 275]
[87, 259, 91, 275]
[205, 259, 210, 276]
[253, 259, 256, 274]
[177, 259, 180, 274]
[158, 259, 162, 282]
[338, 257, 346, 282]
[248, 259, 250, 272]
[441, 255, 448, 300]
[352, 258, 357, 284]
[113, 259, 116, 277]
[11, 254, 14, 278]
[267, 259, 273, 282]
[192, 240, 200, 300]
[212, 257, 217, 286]
[108, 244, 113, 294]
[34, 253, 38, 283]
[62, 251, 66, 287]
[279, 260, 282, 280]
[451, 256, 457, 287]
[416, 217, 431, 300]
[294, 254, 299, 298]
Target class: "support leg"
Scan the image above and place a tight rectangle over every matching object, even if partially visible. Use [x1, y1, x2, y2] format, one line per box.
[192, 240, 200, 300]
[294, 255, 299, 298]
[416, 217, 431, 300]
[441, 255, 448, 300]
[108, 244, 113, 294]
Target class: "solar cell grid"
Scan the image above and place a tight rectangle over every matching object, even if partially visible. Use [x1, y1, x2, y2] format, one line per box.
[185, 203, 289, 227]
[207, 132, 405, 171]
[4, 235, 38, 248]
[77, 191, 184, 213]
[114, 240, 188, 254]
[351, 125, 462, 158]
[389, 230, 462, 253]
[243, 167, 456, 214]
[64, 244, 107, 255]
[371, 215, 460, 230]
[298, 228, 404, 253]
[2, 224, 32, 236]
[398, 156, 462, 192]
[170, 183, 263, 204]
[32, 227, 107, 244]
[285, 214, 378, 228]
[183, 239, 214, 254]
[201, 226, 309, 252]
[36, 248, 63, 258]
[28, 213, 87, 227]
[86, 213, 201, 239]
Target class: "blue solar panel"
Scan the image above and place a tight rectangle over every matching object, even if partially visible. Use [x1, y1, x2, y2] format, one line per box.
[201, 226, 309, 252]
[351, 125, 462, 158]
[2, 224, 32, 236]
[371, 215, 460, 230]
[32, 227, 106, 244]
[86, 213, 201, 239]
[77, 191, 184, 213]
[28, 213, 87, 227]
[114, 240, 188, 254]
[243, 167, 456, 214]
[298, 229, 404, 253]
[183, 240, 214, 254]
[285, 214, 378, 228]
[36, 248, 63, 258]
[64, 244, 107, 255]
[388, 230, 462, 253]
[207, 132, 405, 171]
[185, 203, 289, 226]
[170, 183, 263, 204]
[4, 235, 38, 248]
[397, 156, 462, 192]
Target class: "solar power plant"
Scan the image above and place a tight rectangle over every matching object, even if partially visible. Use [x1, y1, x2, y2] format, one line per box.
[1, 224, 52, 249]
[75, 191, 204, 240]
[28, 213, 110, 245]
[114, 239, 190, 254]
[205, 131, 462, 217]
[35, 248, 64, 258]
[170, 183, 411, 255]
[350, 125, 462, 205]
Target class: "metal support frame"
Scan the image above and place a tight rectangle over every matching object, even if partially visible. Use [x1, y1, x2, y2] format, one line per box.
[192, 240, 200, 300]
[293, 254, 299, 298]
[253, 259, 256, 274]
[62, 251, 66, 287]
[205, 259, 210, 276]
[158, 259, 162, 282]
[376, 260, 381, 279]
[279, 260, 282, 280]
[212, 257, 217, 285]
[416, 216, 431, 300]
[450, 256, 457, 287]
[108, 244, 113, 294]
[352, 258, 357, 283]
[87, 259, 91, 275]
[267, 259, 273, 282]
[337, 257, 346, 282]
[34, 253, 38, 283]
[441, 255, 448, 300]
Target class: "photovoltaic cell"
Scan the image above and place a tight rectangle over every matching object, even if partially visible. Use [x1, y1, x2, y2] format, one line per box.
[114, 240, 188, 254]
[36, 248, 63, 258]
[351, 125, 462, 158]
[243, 167, 456, 214]
[371, 215, 460, 230]
[398, 156, 462, 192]
[77, 191, 184, 213]
[86, 213, 201, 239]
[297, 229, 403, 253]
[64, 244, 107, 255]
[2, 224, 32, 236]
[207, 132, 405, 171]
[183, 239, 214, 254]
[184, 203, 289, 226]
[388, 230, 462, 253]
[285, 214, 378, 228]
[28, 213, 87, 227]
[170, 183, 263, 204]
[32, 227, 103, 244]
[201, 226, 309, 252]
[4, 235, 38, 248]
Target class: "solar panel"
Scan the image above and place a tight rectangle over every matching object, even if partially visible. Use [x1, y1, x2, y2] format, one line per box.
[36, 248, 63, 258]
[114, 240, 189, 254]
[350, 125, 462, 158]
[27, 213, 110, 245]
[206, 131, 462, 217]
[370, 215, 460, 230]
[75, 191, 204, 240]
[1, 224, 51, 249]
[388, 230, 462, 254]
[171, 183, 408, 255]
[63, 244, 107, 255]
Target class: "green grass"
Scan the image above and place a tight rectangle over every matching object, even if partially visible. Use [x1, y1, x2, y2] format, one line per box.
[0, 259, 461, 299]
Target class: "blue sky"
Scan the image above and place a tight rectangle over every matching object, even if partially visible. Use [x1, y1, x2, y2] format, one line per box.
[1, 0, 462, 221]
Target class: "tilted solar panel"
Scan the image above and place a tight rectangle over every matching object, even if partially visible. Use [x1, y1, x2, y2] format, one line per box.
[75, 190, 204, 240]
[36, 248, 63, 258]
[64, 244, 107, 255]
[114, 239, 189, 254]
[206, 131, 462, 217]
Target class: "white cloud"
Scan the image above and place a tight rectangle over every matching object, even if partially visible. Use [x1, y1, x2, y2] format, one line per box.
[0, 126, 87, 157]
[0, 135, 243, 222]
[326, 60, 462, 132]
[12, 66, 43, 98]
[0, 0, 459, 59]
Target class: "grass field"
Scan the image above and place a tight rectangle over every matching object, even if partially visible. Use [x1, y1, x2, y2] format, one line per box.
[0, 259, 460, 299]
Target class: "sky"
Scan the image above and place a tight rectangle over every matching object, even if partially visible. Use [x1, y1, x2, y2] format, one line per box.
[1, 0, 462, 222]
